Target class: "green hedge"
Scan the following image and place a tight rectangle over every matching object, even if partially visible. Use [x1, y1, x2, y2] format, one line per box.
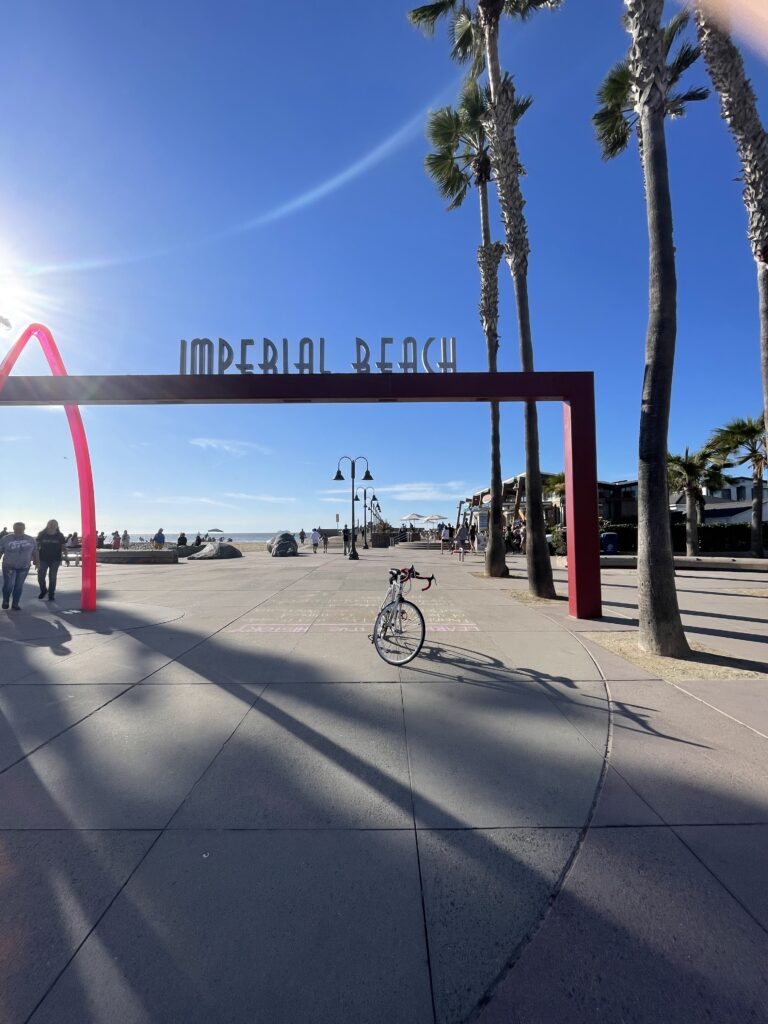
[602, 522, 768, 554]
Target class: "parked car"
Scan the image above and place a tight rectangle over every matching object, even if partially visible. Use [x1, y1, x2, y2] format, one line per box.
[267, 531, 298, 557]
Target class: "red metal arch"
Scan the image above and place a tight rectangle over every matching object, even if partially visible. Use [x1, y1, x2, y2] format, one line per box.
[0, 323, 96, 610]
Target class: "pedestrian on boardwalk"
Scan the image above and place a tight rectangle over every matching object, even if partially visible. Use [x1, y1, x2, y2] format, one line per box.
[342, 524, 350, 555]
[177, 531, 188, 547]
[441, 523, 450, 554]
[111, 531, 121, 550]
[36, 519, 67, 601]
[469, 522, 477, 550]
[310, 528, 321, 553]
[322, 531, 328, 554]
[153, 528, 165, 549]
[299, 529, 306, 546]
[455, 521, 469, 562]
[121, 530, 130, 549]
[195, 533, 202, 546]
[0, 522, 39, 610]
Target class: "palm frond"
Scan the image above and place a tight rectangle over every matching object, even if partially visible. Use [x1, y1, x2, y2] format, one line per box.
[666, 86, 710, 119]
[667, 40, 703, 88]
[425, 149, 471, 209]
[451, 7, 482, 67]
[512, 93, 533, 123]
[408, 0, 459, 36]
[597, 60, 631, 110]
[593, 105, 633, 160]
[663, 10, 691, 57]
[503, 0, 564, 19]
[426, 105, 462, 151]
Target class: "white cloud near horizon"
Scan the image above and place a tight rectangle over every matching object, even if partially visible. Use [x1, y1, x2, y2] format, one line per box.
[317, 480, 470, 503]
[146, 496, 239, 509]
[189, 438, 272, 457]
[224, 492, 296, 503]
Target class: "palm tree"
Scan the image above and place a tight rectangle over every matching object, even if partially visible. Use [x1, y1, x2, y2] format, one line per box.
[594, 12, 710, 160]
[667, 447, 715, 555]
[425, 80, 530, 576]
[595, 5, 708, 657]
[707, 416, 767, 556]
[409, 0, 560, 600]
[693, 6, 768, 464]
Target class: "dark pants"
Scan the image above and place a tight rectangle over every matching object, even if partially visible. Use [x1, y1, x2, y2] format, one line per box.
[2, 566, 30, 606]
[38, 559, 61, 596]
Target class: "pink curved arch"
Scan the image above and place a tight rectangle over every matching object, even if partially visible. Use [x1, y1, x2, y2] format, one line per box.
[0, 323, 96, 611]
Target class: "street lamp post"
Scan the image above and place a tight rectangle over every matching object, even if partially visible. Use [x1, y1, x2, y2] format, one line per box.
[355, 487, 377, 550]
[333, 456, 372, 561]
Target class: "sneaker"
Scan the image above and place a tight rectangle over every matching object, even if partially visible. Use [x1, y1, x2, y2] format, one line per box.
[11, 604, 20, 611]
[48, 594, 55, 601]
[1, 601, 8, 610]
[38, 590, 47, 599]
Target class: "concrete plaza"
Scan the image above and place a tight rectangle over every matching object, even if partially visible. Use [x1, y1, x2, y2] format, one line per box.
[1, 546, 767, 1023]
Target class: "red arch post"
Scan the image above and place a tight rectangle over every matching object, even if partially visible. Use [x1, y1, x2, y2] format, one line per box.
[0, 323, 96, 611]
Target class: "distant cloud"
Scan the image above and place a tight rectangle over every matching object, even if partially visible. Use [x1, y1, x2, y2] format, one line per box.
[318, 481, 469, 503]
[0, 435, 29, 442]
[189, 438, 271, 457]
[147, 496, 239, 509]
[224, 493, 296, 503]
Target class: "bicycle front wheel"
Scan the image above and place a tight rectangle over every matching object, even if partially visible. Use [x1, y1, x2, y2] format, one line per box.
[373, 600, 425, 666]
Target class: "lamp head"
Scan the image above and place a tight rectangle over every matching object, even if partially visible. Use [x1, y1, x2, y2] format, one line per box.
[362, 469, 373, 481]
[333, 469, 344, 482]
[371, 494, 377, 502]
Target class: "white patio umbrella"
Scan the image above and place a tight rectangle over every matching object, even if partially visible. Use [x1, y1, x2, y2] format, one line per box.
[423, 514, 448, 523]
[400, 513, 425, 522]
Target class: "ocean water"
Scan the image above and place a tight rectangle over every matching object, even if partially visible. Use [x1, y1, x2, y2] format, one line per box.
[129, 532, 276, 544]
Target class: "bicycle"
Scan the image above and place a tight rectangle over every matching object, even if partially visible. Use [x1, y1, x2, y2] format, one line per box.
[372, 565, 436, 665]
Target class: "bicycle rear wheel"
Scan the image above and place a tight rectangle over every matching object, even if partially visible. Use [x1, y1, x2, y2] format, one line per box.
[373, 599, 425, 666]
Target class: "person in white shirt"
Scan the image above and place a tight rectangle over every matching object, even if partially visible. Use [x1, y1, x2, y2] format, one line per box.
[441, 524, 450, 554]
[310, 528, 321, 553]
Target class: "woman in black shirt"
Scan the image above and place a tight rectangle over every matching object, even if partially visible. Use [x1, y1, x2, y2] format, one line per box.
[36, 520, 67, 601]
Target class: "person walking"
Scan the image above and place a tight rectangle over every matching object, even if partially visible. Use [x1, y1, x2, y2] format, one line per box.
[310, 528, 320, 553]
[111, 531, 121, 550]
[36, 519, 67, 601]
[322, 531, 328, 554]
[455, 521, 469, 562]
[153, 528, 165, 549]
[121, 530, 130, 549]
[299, 529, 306, 546]
[441, 523, 450, 554]
[469, 522, 477, 551]
[0, 522, 39, 610]
[342, 524, 350, 555]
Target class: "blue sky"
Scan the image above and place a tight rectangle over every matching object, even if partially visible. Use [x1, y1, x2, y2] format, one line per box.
[0, 0, 766, 535]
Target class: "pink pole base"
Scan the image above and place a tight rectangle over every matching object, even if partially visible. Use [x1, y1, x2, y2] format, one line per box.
[0, 323, 97, 611]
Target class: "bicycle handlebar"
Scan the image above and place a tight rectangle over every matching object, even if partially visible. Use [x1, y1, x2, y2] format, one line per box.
[388, 566, 436, 590]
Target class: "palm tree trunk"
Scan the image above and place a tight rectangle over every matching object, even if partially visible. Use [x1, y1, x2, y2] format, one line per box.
[751, 468, 764, 558]
[685, 486, 699, 556]
[513, 273, 556, 596]
[628, 0, 689, 657]
[696, 491, 705, 526]
[477, 181, 508, 577]
[480, 7, 555, 600]
[694, 5, 768, 460]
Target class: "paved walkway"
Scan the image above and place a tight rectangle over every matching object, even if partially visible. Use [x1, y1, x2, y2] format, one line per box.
[0, 548, 767, 1023]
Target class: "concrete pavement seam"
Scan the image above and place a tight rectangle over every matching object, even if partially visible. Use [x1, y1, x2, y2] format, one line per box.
[399, 679, 439, 1024]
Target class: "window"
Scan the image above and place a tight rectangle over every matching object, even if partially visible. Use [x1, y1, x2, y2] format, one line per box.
[737, 486, 746, 501]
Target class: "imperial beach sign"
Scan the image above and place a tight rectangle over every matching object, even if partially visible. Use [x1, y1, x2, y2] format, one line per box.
[179, 336, 457, 375]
